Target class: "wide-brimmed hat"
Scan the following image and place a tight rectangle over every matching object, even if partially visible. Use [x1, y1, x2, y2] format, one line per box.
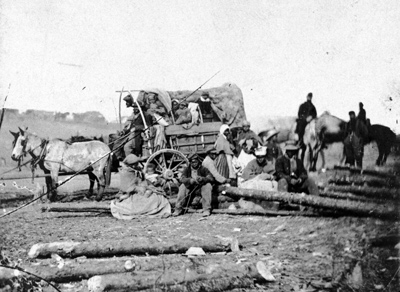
[284, 141, 299, 151]
[254, 146, 267, 157]
[265, 129, 279, 141]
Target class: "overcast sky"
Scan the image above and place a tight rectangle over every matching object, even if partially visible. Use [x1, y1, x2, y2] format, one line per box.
[1, 0, 399, 133]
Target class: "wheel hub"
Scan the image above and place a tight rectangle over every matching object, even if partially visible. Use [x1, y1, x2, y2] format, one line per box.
[163, 169, 174, 180]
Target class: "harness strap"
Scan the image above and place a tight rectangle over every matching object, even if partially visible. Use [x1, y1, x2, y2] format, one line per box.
[29, 139, 48, 183]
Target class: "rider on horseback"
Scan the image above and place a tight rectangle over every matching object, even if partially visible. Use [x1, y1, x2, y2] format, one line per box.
[296, 92, 317, 146]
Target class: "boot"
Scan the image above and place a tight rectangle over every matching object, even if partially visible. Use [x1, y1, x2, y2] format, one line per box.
[201, 210, 211, 217]
[172, 208, 183, 217]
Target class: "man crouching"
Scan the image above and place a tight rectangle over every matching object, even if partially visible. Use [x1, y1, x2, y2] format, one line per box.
[275, 141, 319, 195]
[173, 154, 214, 217]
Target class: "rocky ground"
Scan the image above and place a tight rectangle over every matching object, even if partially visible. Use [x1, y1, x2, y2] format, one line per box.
[0, 144, 399, 291]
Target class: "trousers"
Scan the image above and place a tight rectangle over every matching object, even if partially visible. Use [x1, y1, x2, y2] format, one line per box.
[277, 177, 319, 196]
[175, 183, 212, 211]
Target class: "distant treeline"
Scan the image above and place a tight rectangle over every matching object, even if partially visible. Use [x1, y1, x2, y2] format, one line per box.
[3, 108, 108, 124]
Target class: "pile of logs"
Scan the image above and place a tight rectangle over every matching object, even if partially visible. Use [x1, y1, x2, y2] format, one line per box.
[0, 238, 276, 291]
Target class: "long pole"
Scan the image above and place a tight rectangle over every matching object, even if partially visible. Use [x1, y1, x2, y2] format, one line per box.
[180, 70, 222, 103]
[0, 83, 11, 133]
[118, 87, 124, 130]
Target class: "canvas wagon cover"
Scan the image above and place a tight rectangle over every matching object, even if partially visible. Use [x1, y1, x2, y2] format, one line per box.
[168, 83, 246, 127]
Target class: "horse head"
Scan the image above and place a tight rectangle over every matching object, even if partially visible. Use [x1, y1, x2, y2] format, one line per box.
[10, 127, 31, 161]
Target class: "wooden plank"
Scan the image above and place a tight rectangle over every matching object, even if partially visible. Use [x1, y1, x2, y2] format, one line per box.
[166, 122, 222, 136]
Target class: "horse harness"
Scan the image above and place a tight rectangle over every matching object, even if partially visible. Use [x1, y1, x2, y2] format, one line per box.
[24, 137, 49, 183]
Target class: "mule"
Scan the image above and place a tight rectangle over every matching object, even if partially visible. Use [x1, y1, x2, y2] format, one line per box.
[10, 127, 111, 201]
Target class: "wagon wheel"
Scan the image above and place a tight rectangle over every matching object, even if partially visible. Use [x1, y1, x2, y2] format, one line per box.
[143, 149, 189, 197]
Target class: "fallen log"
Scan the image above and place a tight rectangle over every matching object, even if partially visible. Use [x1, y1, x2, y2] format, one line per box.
[28, 237, 234, 259]
[319, 191, 393, 204]
[188, 208, 321, 217]
[219, 186, 398, 219]
[10, 255, 231, 283]
[87, 260, 273, 292]
[324, 185, 400, 200]
[332, 165, 397, 178]
[327, 176, 398, 188]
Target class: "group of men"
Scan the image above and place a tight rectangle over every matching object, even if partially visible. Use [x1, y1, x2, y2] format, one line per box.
[115, 91, 216, 160]
[296, 93, 368, 168]
[172, 122, 320, 217]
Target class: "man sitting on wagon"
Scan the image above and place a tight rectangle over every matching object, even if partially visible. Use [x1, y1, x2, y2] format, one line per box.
[240, 146, 278, 191]
[175, 101, 192, 125]
[172, 153, 214, 217]
[275, 141, 319, 195]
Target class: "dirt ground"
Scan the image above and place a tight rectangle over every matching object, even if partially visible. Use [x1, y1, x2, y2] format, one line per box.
[1, 143, 400, 292]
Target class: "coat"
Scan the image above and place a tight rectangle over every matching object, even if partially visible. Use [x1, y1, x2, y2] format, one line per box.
[275, 155, 308, 183]
[242, 159, 275, 181]
[181, 165, 214, 188]
[298, 101, 317, 120]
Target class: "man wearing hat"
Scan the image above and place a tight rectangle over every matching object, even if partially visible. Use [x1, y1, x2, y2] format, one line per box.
[296, 92, 317, 146]
[202, 148, 230, 184]
[357, 102, 366, 125]
[236, 120, 261, 154]
[262, 128, 282, 164]
[116, 94, 151, 159]
[197, 92, 217, 122]
[344, 111, 368, 168]
[173, 153, 214, 217]
[242, 146, 276, 182]
[275, 141, 319, 195]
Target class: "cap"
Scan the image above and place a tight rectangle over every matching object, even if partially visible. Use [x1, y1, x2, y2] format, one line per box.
[123, 95, 133, 103]
[201, 92, 210, 97]
[188, 153, 200, 161]
[242, 120, 251, 127]
[207, 148, 218, 154]
[284, 141, 299, 151]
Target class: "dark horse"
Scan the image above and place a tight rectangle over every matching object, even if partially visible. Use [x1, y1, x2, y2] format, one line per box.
[366, 123, 396, 166]
[10, 128, 111, 201]
[304, 113, 396, 170]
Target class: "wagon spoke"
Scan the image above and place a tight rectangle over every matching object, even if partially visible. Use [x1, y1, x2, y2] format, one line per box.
[171, 159, 186, 172]
[168, 153, 176, 169]
[161, 153, 167, 169]
[153, 158, 164, 172]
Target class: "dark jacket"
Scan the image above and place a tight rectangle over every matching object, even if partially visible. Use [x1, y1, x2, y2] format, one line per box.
[298, 101, 317, 120]
[275, 155, 308, 183]
[181, 165, 214, 188]
[346, 119, 368, 139]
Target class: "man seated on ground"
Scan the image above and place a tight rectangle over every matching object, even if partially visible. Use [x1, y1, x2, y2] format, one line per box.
[240, 146, 278, 190]
[275, 141, 319, 195]
[202, 148, 230, 184]
[110, 154, 171, 220]
[173, 154, 214, 217]
[261, 129, 282, 166]
[175, 101, 192, 125]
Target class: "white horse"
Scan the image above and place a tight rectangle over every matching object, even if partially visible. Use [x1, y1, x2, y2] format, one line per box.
[10, 127, 111, 201]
